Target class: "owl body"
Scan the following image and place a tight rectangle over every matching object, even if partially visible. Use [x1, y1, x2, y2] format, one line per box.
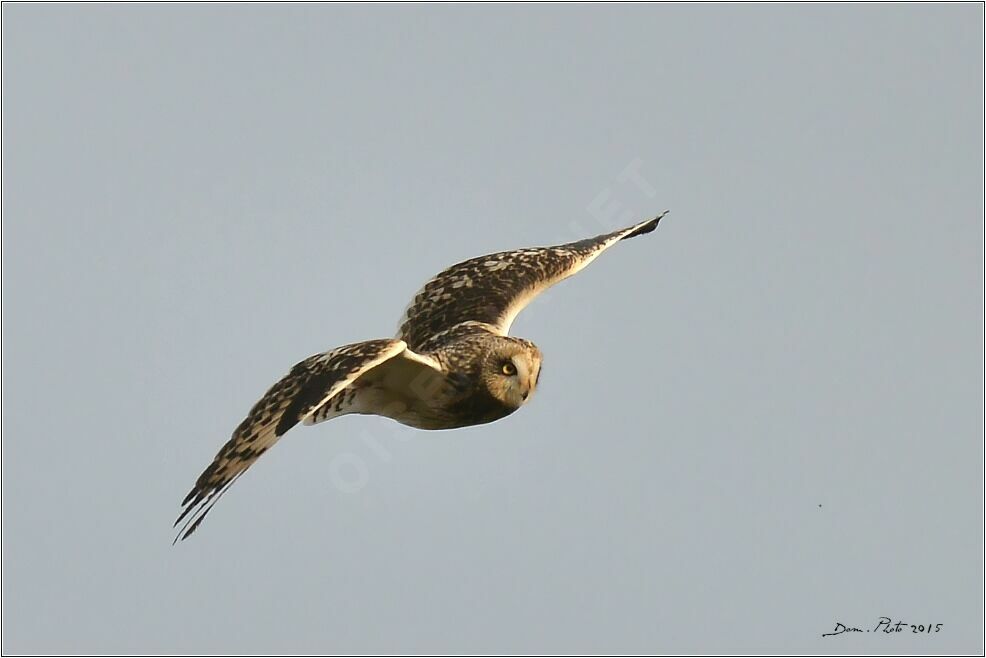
[307, 330, 542, 430]
[175, 212, 666, 541]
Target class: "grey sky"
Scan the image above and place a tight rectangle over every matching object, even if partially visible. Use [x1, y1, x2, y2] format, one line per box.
[2, 3, 983, 654]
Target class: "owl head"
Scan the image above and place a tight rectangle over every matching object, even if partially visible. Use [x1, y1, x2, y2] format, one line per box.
[481, 337, 543, 409]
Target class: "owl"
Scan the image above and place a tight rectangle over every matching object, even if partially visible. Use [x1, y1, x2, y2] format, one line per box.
[174, 212, 668, 541]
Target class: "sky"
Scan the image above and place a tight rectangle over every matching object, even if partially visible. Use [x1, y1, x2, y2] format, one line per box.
[2, 4, 983, 654]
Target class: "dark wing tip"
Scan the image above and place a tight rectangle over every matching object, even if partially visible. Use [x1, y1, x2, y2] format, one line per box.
[171, 488, 216, 544]
[180, 487, 199, 507]
[622, 210, 669, 240]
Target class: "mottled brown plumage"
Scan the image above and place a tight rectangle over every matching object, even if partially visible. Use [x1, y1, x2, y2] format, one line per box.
[396, 213, 665, 350]
[174, 212, 666, 541]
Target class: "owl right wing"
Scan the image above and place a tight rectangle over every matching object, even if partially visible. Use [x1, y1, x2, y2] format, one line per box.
[396, 212, 668, 351]
[173, 338, 442, 542]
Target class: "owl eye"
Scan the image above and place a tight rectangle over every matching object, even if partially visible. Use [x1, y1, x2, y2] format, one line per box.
[501, 361, 517, 376]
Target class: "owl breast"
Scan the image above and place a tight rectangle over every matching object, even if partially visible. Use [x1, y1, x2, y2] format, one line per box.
[306, 370, 516, 430]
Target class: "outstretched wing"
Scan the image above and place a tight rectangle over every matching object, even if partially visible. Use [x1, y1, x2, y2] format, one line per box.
[174, 339, 410, 542]
[397, 212, 668, 350]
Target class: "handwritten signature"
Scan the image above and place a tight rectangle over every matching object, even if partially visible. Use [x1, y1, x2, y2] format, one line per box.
[822, 618, 944, 637]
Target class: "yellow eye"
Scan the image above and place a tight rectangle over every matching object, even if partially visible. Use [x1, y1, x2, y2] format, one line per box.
[501, 362, 517, 376]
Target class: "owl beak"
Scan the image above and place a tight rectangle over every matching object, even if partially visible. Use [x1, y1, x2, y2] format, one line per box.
[522, 371, 536, 401]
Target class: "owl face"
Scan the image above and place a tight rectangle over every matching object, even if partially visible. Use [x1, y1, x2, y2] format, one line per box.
[481, 338, 543, 409]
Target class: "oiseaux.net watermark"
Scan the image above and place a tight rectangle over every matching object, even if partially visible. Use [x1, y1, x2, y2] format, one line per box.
[328, 157, 662, 494]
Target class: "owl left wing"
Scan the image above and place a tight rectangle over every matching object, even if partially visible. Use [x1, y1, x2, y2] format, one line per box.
[173, 339, 435, 542]
[397, 212, 667, 350]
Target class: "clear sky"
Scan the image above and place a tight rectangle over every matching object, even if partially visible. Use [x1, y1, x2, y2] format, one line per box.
[2, 4, 983, 654]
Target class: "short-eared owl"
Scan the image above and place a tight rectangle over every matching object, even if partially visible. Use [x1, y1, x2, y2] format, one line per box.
[175, 212, 668, 541]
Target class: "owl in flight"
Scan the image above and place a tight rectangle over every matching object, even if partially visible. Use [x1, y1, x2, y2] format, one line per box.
[174, 212, 668, 541]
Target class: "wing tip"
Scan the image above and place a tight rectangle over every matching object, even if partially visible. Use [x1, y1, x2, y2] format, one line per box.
[622, 210, 669, 240]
